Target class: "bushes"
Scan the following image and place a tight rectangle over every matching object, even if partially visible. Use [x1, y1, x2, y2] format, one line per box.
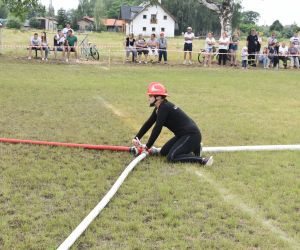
[29, 18, 41, 29]
[6, 17, 22, 29]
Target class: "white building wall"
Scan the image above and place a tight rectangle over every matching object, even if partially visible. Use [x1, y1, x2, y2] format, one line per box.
[128, 5, 175, 37]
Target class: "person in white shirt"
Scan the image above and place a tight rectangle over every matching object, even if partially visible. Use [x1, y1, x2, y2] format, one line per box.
[204, 32, 215, 67]
[290, 32, 300, 49]
[218, 31, 230, 66]
[28, 32, 42, 60]
[62, 23, 71, 37]
[241, 46, 248, 69]
[183, 27, 195, 65]
[278, 42, 289, 69]
[267, 32, 277, 49]
[53, 30, 66, 60]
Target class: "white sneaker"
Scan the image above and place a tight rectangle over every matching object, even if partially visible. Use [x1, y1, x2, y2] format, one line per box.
[45, 58, 48, 61]
[144, 61, 148, 64]
[183, 60, 187, 65]
[65, 58, 69, 62]
[203, 156, 214, 166]
[28, 56, 31, 60]
[42, 58, 45, 61]
[139, 61, 142, 64]
[189, 60, 192, 65]
[76, 59, 79, 63]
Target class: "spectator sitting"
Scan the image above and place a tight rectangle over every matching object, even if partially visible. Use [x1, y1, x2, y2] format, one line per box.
[28, 32, 42, 60]
[204, 32, 215, 67]
[136, 34, 148, 64]
[66, 29, 79, 63]
[41, 31, 49, 61]
[241, 46, 248, 69]
[267, 32, 277, 49]
[147, 33, 158, 63]
[158, 32, 168, 64]
[229, 31, 240, 66]
[218, 31, 230, 66]
[268, 43, 278, 68]
[62, 23, 71, 37]
[53, 30, 66, 60]
[278, 42, 289, 69]
[288, 43, 299, 69]
[124, 33, 137, 62]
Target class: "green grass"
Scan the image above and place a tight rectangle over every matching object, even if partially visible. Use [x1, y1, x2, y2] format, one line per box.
[0, 59, 299, 249]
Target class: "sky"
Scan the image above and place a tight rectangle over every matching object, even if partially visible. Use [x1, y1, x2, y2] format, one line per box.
[40, 0, 300, 26]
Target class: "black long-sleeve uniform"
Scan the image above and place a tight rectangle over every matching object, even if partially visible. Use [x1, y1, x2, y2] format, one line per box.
[135, 100, 206, 163]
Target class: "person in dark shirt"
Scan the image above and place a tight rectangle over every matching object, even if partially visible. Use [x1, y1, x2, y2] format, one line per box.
[132, 82, 213, 166]
[247, 28, 259, 66]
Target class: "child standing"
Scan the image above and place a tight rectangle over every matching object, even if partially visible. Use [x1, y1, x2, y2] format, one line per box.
[241, 46, 248, 69]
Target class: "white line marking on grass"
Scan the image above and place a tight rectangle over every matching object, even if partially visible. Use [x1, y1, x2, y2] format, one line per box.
[193, 170, 300, 249]
[96, 96, 139, 131]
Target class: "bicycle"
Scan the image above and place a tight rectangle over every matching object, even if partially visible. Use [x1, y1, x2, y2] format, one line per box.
[79, 34, 100, 60]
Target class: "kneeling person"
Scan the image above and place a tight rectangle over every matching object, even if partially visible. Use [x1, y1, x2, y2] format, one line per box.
[132, 82, 213, 165]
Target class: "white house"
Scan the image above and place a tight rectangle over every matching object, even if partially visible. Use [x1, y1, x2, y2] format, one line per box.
[120, 1, 176, 37]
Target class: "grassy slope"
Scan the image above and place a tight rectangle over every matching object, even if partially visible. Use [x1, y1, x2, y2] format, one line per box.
[0, 59, 299, 249]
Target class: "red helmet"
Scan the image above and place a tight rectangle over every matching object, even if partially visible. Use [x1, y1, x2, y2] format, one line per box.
[147, 82, 168, 96]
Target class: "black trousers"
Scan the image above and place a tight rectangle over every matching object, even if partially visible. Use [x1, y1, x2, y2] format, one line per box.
[248, 50, 256, 66]
[160, 133, 205, 164]
[158, 49, 167, 62]
[218, 49, 228, 65]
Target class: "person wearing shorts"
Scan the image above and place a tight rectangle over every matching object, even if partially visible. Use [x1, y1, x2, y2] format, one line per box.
[136, 34, 149, 64]
[204, 32, 215, 67]
[28, 33, 42, 60]
[229, 32, 239, 66]
[183, 27, 195, 65]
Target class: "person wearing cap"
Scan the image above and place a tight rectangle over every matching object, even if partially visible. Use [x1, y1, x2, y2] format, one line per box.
[183, 27, 195, 65]
[158, 32, 168, 64]
[132, 82, 213, 166]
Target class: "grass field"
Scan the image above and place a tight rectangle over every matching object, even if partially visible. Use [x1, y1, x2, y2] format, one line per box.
[0, 58, 299, 249]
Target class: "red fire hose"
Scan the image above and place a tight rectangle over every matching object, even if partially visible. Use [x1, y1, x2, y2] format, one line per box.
[0, 137, 135, 153]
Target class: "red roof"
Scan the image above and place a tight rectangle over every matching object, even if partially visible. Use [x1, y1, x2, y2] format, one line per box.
[103, 19, 125, 27]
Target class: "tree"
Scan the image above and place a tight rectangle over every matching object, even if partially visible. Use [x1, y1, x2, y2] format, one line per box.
[0, 0, 8, 19]
[94, 0, 105, 31]
[269, 20, 283, 32]
[3, 0, 39, 21]
[241, 10, 260, 25]
[197, 0, 238, 35]
[56, 8, 69, 28]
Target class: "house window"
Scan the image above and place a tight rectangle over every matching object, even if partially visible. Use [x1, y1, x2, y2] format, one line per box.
[150, 14, 157, 24]
[161, 27, 165, 32]
[164, 15, 167, 20]
[152, 27, 156, 32]
[143, 27, 146, 31]
[143, 15, 147, 19]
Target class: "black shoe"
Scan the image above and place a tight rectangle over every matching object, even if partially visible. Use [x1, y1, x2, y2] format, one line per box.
[202, 156, 214, 166]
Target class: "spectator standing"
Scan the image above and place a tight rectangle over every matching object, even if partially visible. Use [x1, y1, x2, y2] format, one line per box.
[204, 32, 215, 67]
[41, 31, 49, 61]
[288, 43, 299, 69]
[183, 27, 195, 65]
[124, 33, 137, 62]
[229, 32, 239, 66]
[247, 28, 259, 66]
[267, 32, 277, 49]
[218, 31, 230, 66]
[66, 29, 78, 63]
[261, 47, 270, 69]
[158, 32, 168, 64]
[147, 33, 159, 63]
[136, 34, 148, 64]
[62, 23, 71, 37]
[290, 32, 300, 49]
[278, 42, 289, 69]
[28, 32, 42, 60]
[241, 46, 248, 69]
